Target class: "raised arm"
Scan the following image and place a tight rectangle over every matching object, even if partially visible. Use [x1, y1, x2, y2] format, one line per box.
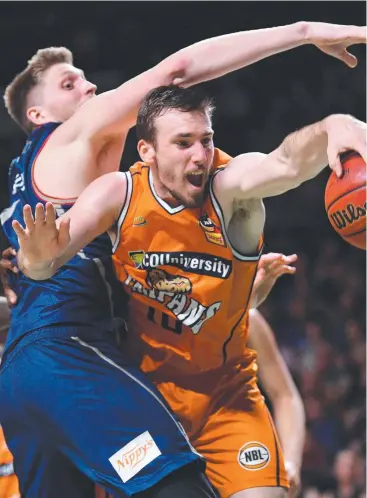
[248, 309, 305, 498]
[63, 22, 367, 140]
[14, 173, 126, 280]
[214, 114, 367, 204]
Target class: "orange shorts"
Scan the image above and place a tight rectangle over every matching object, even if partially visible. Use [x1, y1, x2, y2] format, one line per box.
[156, 373, 289, 498]
[0, 474, 20, 498]
[96, 368, 288, 498]
[192, 399, 288, 497]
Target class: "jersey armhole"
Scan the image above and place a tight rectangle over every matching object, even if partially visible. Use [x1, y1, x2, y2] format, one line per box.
[112, 171, 133, 253]
[209, 170, 263, 261]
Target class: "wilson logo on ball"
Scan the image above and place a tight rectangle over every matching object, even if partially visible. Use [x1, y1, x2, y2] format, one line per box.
[238, 442, 270, 471]
[329, 202, 367, 230]
[325, 151, 366, 250]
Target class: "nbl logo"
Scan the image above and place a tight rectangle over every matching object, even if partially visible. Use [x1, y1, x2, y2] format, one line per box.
[238, 442, 270, 471]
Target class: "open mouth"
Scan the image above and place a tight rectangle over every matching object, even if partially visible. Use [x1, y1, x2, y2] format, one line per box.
[186, 172, 204, 188]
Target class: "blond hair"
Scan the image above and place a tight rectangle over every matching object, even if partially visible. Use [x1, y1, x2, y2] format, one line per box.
[4, 47, 73, 134]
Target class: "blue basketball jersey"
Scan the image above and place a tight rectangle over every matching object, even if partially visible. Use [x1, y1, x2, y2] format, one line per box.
[0, 123, 125, 353]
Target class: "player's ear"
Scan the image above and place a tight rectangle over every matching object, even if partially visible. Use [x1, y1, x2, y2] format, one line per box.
[137, 139, 155, 165]
[27, 105, 48, 127]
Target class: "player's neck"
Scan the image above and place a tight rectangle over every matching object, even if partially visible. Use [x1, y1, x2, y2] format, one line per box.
[150, 170, 182, 208]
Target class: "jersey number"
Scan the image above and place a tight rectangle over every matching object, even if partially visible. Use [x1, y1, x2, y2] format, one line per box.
[147, 306, 182, 335]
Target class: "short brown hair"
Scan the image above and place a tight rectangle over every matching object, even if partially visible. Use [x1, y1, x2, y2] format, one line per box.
[136, 85, 215, 146]
[4, 47, 73, 134]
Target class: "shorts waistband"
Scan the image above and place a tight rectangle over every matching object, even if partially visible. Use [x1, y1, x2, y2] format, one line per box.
[1, 325, 108, 368]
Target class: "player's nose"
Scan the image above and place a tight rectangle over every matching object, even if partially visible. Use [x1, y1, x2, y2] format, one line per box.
[191, 143, 207, 164]
[80, 78, 97, 97]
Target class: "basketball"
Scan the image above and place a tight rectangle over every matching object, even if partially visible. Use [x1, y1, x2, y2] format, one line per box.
[325, 151, 366, 250]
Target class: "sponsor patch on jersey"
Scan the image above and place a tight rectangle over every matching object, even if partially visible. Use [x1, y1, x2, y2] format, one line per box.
[133, 216, 147, 226]
[128, 250, 231, 279]
[109, 431, 161, 483]
[238, 442, 270, 471]
[199, 213, 225, 246]
[129, 250, 146, 268]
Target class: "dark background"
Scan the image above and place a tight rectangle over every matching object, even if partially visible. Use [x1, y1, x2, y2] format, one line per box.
[0, 3, 365, 497]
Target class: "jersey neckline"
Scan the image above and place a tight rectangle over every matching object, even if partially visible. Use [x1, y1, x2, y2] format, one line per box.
[148, 168, 186, 215]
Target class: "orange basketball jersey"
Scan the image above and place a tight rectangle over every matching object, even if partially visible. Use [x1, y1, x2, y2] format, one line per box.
[112, 148, 263, 379]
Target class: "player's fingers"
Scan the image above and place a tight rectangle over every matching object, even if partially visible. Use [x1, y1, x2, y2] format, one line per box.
[1, 247, 19, 274]
[283, 254, 298, 263]
[45, 202, 56, 225]
[268, 258, 289, 271]
[23, 205, 35, 231]
[280, 264, 296, 273]
[12, 220, 26, 239]
[35, 203, 46, 224]
[254, 267, 266, 285]
[353, 141, 367, 164]
[0, 259, 17, 272]
[2, 247, 16, 259]
[259, 253, 283, 269]
[284, 265, 296, 273]
[328, 148, 343, 177]
[271, 265, 296, 278]
[58, 218, 71, 250]
[4, 285, 18, 307]
[340, 48, 358, 68]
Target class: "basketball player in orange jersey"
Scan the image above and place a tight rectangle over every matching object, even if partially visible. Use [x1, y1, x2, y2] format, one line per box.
[13, 84, 366, 497]
[5, 22, 366, 498]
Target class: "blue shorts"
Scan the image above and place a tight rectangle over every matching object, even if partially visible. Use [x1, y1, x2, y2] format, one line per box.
[0, 327, 203, 497]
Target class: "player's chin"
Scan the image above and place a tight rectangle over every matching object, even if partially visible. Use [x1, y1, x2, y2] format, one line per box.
[184, 189, 205, 208]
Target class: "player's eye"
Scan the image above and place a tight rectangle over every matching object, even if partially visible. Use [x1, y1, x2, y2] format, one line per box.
[176, 141, 190, 148]
[201, 137, 212, 146]
[63, 80, 74, 90]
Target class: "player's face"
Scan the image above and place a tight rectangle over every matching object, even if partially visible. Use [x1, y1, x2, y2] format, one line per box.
[149, 109, 214, 208]
[32, 63, 96, 123]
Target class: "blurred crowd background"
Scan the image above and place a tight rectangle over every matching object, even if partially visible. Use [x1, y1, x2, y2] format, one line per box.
[0, 2, 365, 497]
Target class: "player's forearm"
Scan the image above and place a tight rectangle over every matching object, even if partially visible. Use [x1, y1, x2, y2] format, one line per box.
[239, 118, 330, 198]
[279, 117, 330, 183]
[272, 393, 306, 470]
[173, 21, 309, 86]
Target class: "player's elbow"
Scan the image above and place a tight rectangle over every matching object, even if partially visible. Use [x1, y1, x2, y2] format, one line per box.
[155, 53, 190, 87]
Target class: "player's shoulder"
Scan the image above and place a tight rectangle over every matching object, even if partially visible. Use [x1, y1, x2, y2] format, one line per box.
[128, 160, 149, 177]
[213, 147, 233, 170]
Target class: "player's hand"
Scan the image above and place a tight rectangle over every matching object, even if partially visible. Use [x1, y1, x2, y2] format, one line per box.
[251, 253, 297, 308]
[12, 203, 70, 277]
[285, 461, 301, 498]
[324, 114, 367, 177]
[305, 22, 366, 68]
[0, 247, 18, 307]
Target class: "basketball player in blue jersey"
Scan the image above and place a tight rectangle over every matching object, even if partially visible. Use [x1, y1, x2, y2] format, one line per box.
[0, 21, 365, 498]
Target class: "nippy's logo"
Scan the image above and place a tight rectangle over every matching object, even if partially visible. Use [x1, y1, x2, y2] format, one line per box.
[109, 431, 161, 483]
